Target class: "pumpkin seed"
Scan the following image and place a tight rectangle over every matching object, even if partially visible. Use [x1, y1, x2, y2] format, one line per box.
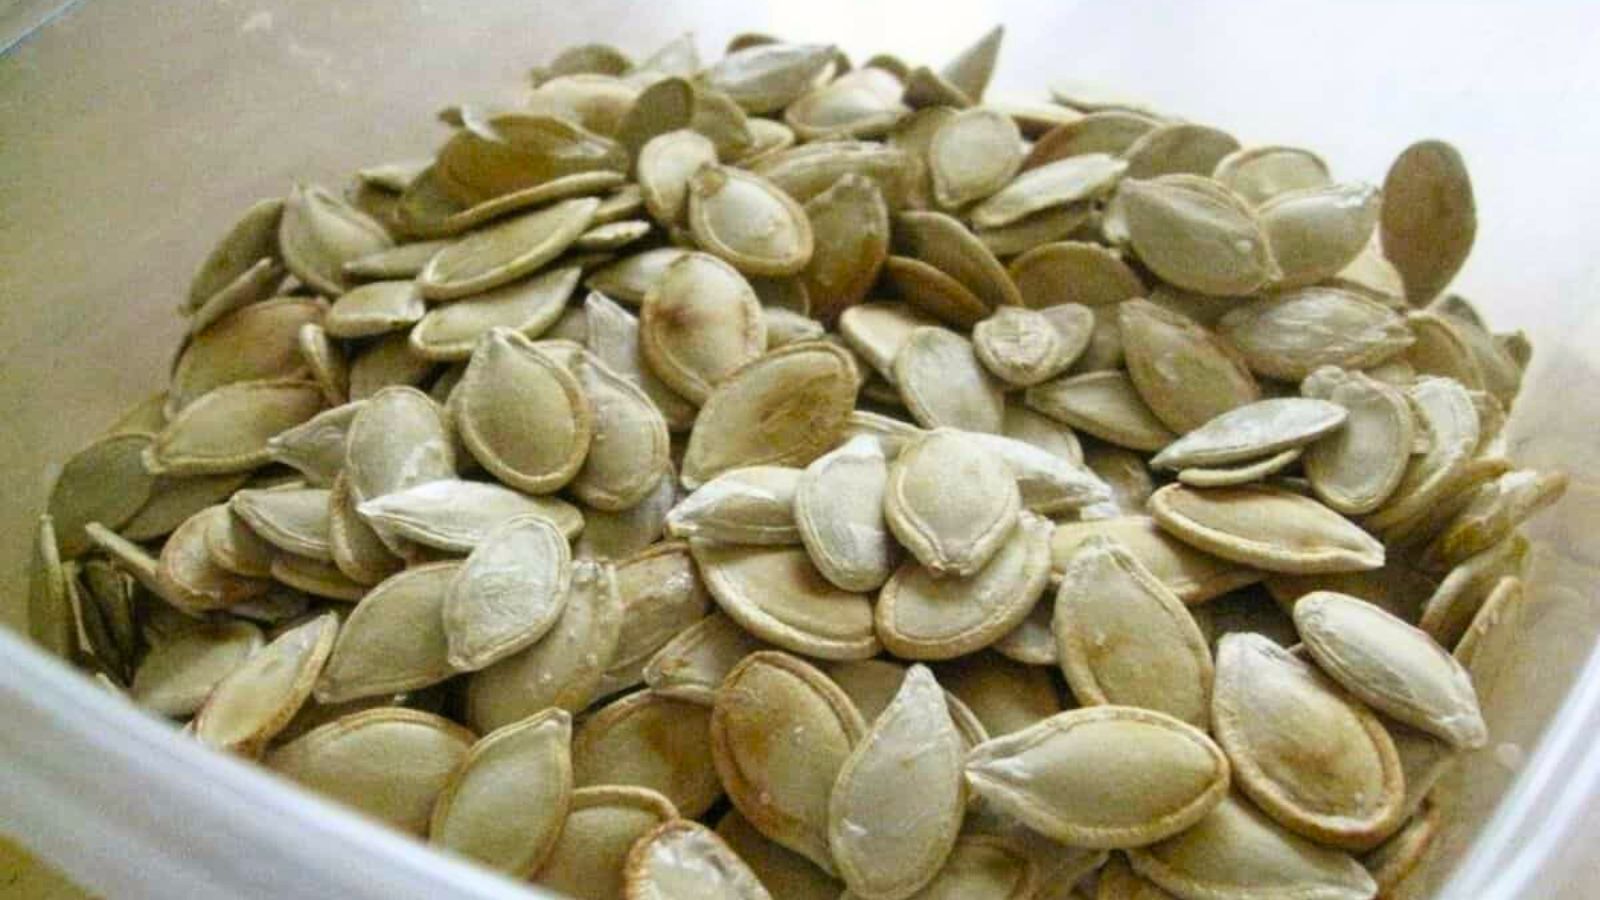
[1363, 800, 1441, 895]
[971, 154, 1127, 229]
[1300, 367, 1416, 514]
[1380, 140, 1476, 304]
[895, 210, 1023, 309]
[1052, 516, 1261, 604]
[465, 559, 622, 731]
[751, 141, 916, 211]
[1007, 242, 1143, 311]
[886, 429, 1020, 577]
[1025, 111, 1160, 169]
[706, 42, 836, 114]
[269, 552, 367, 601]
[536, 786, 679, 900]
[451, 328, 592, 492]
[1122, 123, 1240, 179]
[264, 402, 360, 487]
[157, 506, 273, 614]
[130, 617, 263, 717]
[785, 67, 909, 141]
[343, 240, 447, 280]
[1453, 576, 1525, 699]
[574, 690, 721, 819]
[171, 297, 326, 415]
[638, 130, 718, 226]
[1425, 468, 1567, 570]
[193, 612, 338, 756]
[1294, 591, 1487, 749]
[975, 205, 1095, 258]
[968, 431, 1111, 513]
[600, 541, 711, 697]
[442, 514, 571, 671]
[1025, 371, 1176, 452]
[1213, 145, 1333, 206]
[1003, 403, 1083, 464]
[1150, 484, 1384, 575]
[794, 436, 897, 592]
[316, 562, 460, 703]
[680, 341, 858, 488]
[965, 706, 1230, 849]
[146, 379, 325, 476]
[928, 108, 1024, 209]
[878, 510, 1050, 660]
[47, 432, 158, 558]
[577, 466, 681, 560]
[435, 112, 626, 208]
[1081, 441, 1155, 514]
[1177, 449, 1302, 488]
[1116, 176, 1278, 295]
[344, 386, 456, 547]
[267, 708, 473, 835]
[357, 478, 582, 551]
[1150, 398, 1347, 470]
[585, 289, 699, 430]
[624, 819, 773, 900]
[1258, 183, 1380, 288]
[891, 327, 1005, 432]
[229, 487, 332, 560]
[763, 307, 826, 348]
[718, 808, 843, 900]
[429, 708, 572, 876]
[328, 471, 402, 585]
[1364, 377, 1480, 533]
[688, 165, 814, 276]
[643, 612, 771, 704]
[409, 265, 580, 361]
[295, 322, 350, 406]
[1053, 536, 1213, 727]
[640, 252, 768, 404]
[348, 332, 437, 400]
[801, 174, 890, 324]
[1120, 298, 1260, 434]
[973, 307, 1073, 387]
[417, 196, 598, 300]
[279, 183, 393, 297]
[691, 540, 879, 660]
[666, 465, 801, 545]
[615, 76, 696, 158]
[186, 198, 285, 313]
[883, 256, 991, 328]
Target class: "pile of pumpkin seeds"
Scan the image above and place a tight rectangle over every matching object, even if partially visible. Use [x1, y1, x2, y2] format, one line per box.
[27, 25, 1569, 900]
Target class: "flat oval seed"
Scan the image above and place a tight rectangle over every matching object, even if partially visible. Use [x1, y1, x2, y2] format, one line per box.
[466, 560, 622, 731]
[929, 107, 1024, 209]
[681, 341, 858, 489]
[1364, 377, 1479, 533]
[712, 651, 867, 873]
[1026, 110, 1159, 167]
[266, 402, 362, 487]
[187, 198, 284, 311]
[1301, 368, 1415, 514]
[795, 436, 896, 592]
[429, 709, 573, 876]
[347, 332, 436, 400]
[586, 247, 691, 303]
[345, 385, 456, 514]
[443, 514, 571, 671]
[344, 240, 447, 279]
[1150, 398, 1348, 470]
[1150, 484, 1384, 575]
[1025, 371, 1176, 453]
[1052, 517, 1260, 604]
[316, 562, 460, 703]
[1217, 287, 1414, 381]
[785, 66, 909, 141]
[1295, 591, 1487, 750]
[572, 353, 672, 510]
[157, 506, 272, 614]
[934, 653, 1060, 738]
[706, 41, 836, 113]
[1053, 536, 1213, 727]
[1178, 449, 1302, 488]
[1381, 140, 1476, 304]
[418, 197, 599, 300]
[691, 540, 879, 660]
[452, 328, 592, 493]
[877, 511, 1051, 660]
[193, 612, 337, 756]
[666, 466, 800, 545]
[1120, 299, 1260, 434]
[640, 252, 768, 403]
[967, 431, 1110, 514]
[894, 210, 1024, 310]
[171, 297, 326, 415]
[643, 612, 771, 704]
[886, 429, 1021, 577]
[964, 706, 1230, 848]
[266, 708, 473, 836]
[1259, 183, 1381, 288]
[585, 290, 699, 431]
[1127, 794, 1377, 900]
[279, 183, 393, 297]
[1213, 634, 1404, 851]
[624, 819, 772, 900]
[884, 255, 990, 329]
[147, 380, 325, 476]
[1007, 241, 1144, 310]
[357, 478, 582, 551]
[1116, 176, 1278, 296]
[48, 432, 158, 557]
[801, 174, 890, 324]
[574, 690, 721, 819]
[576, 470, 680, 561]
[230, 487, 333, 561]
[324, 281, 424, 338]
[829, 666, 965, 900]
[536, 786, 679, 900]
[599, 541, 712, 697]
[639, 130, 718, 225]
[409, 265, 581, 361]
[130, 618, 264, 717]
[1214, 145, 1333, 206]
[893, 327, 1005, 432]
[971, 154, 1127, 229]
[688, 165, 814, 276]
[974, 307, 1072, 387]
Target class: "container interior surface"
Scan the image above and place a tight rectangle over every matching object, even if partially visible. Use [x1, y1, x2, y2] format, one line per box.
[2, 1, 1599, 897]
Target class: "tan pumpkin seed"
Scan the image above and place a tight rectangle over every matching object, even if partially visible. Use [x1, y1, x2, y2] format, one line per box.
[801, 174, 890, 324]
[1051, 516, 1260, 604]
[1258, 183, 1381, 288]
[1177, 449, 1302, 488]
[466, 559, 622, 731]
[752, 142, 914, 211]
[269, 552, 366, 601]
[847, 834, 1040, 900]
[1364, 377, 1480, 532]
[689, 85, 757, 159]
[186, 198, 284, 312]
[279, 183, 393, 297]
[842, 410, 925, 457]
[887, 105, 957, 209]
[688, 165, 814, 276]
[691, 540, 878, 660]
[991, 599, 1057, 666]
[1121, 122, 1240, 179]
[1026, 111, 1160, 169]
[321, 281, 422, 339]
[705, 42, 835, 113]
[1003, 403, 1084, 464]
[975, 205, 1095, 258]
[795, 436, 896, 592]
[1081, 441, 1155, 514]
[895, 210, 1023, 309]
[193, 612, 338, 756]
[643, 612, 770, 704]
[327, 471, 402, 585]
[1398, 310, 1484, 390]
[442, 514, 571, 671]
[763, 307, 826, 348]
[429, 708, 572, 876]
[1054, 536, 1213, 727]
[638, 129, 718, 226]
[829, 665, 965, 899]
[434, 111, 626, 208]
[399, 167, 621, 240]
[966, 706, 1229, 848]
[344, 386, 456, 541]
[666, 465, 801, 544]
[343, 240, 447, 280]
[892, 327, 1005, 432]
[1007, 241, 1143, 311]
[292, 321, 348, 406]
[973, 307, 1073, 387]
[577, 468, 680, 560]
[451, 328, 592, 492]
[1213, 634, 1404, 850]
[130, 617, 263, 717]
[1425, 468, 1567, 569]
[574, 690, 721, 819]
[732, 117, 798, 166]
[1150, 398, 1346, 470]
[1300, 367, 1416, 514]
[229, 487, 332, 561]
[263, 402, 359, 487]
[1025, 371, 1176, 452]
[928, 108, 1024, 209]
[147, 379, 324, 476]
[718, 808, 842, 900]
[886, 429, 1021, 577]
[357, 478, 582, 551]
[712, 651, 867, 872]
[1120, 299, 1260, 434]
[928, 654, 1056, 740]
[640, 252, 767, 403]
[347, 332, 436, 400]
[157, 506, 272, 614]
[599, 541, 711, 696]
[1127, 794, 1377, 900]
[972, 154, 1127, 229]
[525, 74, 640, 136]
[409, 265, 580, 361]
[1217, 286, 1414, 383]
[624, 819, 773, 900]
[1380, 140, 1476, 304]
[615, 76, 697, 158]
[267, 708, 473, 835]
[316, 562, 460, 703]
[1156, 478, 1384, 571]
[1116, 176, 1278, 295]
[188, 259, 288, 336]
[785, 66, 908, 140]
[1213, 145, 1332, 206]
[878, 511, 1050, 660]
[171, 297, 325, 415]
[417, 196, 598, 300]
[536, 786, 679, 900]
[585, 290, 699, 431]
[47, 432, 157, 558]
[883, 255, 991, 328]
[1295, 591, 1487, 749]
[680, 341, 858, 488]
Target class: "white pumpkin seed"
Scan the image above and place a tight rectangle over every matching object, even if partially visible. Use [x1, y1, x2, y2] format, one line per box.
[886, 429, 1021, 577]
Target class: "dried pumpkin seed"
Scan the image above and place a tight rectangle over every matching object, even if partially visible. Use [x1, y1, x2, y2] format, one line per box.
[130, 617, 263, 717]
[1177, 449, 1302, 488]
[1381, 140, 1476, 304]
[1025, 371, 1176, 452]
[193, 612, 337, 756]
[624, 819, 772, 900]
[801, 174, 890, 324]
[47, 432, 158, 558]
[1120, 298, 1260, 434]
[1121, 122, 1240, 179]
[971, 154, 1127, 229]
[600, 541, 711, 696]
[1258, 183, 1381, 288]
[718, 808, 842, 900]
[1025, 111, 1160, 168]
[1151, 484, 1384, 575]
[1116, 176, 1278, 296]
[892, 327, 1005, 432]
[171, 297, 325, 415]
[1150, 397, 1347, 470]
[886, 429, 1020, 577]
[643, 612, 770, 704]
[229, 487, 333, 561]
[785, 66, 908, 140]
[269, 552, 367, 602]
[328, 471, 402, 585]
[706, 42, 836, 114]
[1051, 516, 1260, 604]
[417, 196, 598, 300]
[316, 562, 460, 703]
[574, 690, 721, 819]
[640, 252, 767, 403]
[147, 379, 325, 476]
[536, 786, 678, 900]
[187, 198, 284, 312]
[1425, 468, 1567, 569]
[357, 478, 582, 551]
[157, 506, 272, 613]
[973, 307, 1073, 387]
[794, 436, 896, 592]
[1213, 145, 1332, 206]
[638, 129, 718, 226]
[1007, 241, 1143, 310]
[929, 108, 1024, 209]
[279, 183, 393, 297]
[451, 328, 592, 492]
[348, 333, 437, 400]
[585, 289, 699, 431]
[409, 265, 580, 361]
[1300, 367, 1416, 514]
[442, 514, 571, 671]
[691, 540, 878, 660]
[688, 165, 814, 276]
[895, 210, 1023, 309]
[1364, 377, 1479, 533]
[1453, 576, 1525, 698]
[883, 255, 991, 328]
[576, 465, 680, 561]
[666, 465, 801, 545]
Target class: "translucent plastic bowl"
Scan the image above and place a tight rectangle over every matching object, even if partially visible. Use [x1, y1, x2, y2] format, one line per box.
[3, 2, 1599, 897]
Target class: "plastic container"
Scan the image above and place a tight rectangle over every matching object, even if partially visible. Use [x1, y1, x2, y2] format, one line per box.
[3, 2, 1599, 897]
